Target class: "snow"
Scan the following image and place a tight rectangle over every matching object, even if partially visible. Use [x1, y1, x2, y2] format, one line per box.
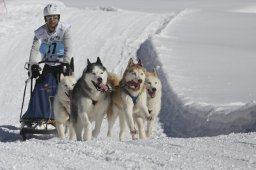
[0, 0, 256, 169]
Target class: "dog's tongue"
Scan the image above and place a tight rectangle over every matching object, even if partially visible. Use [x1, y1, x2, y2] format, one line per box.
[97, 83, 109, 92]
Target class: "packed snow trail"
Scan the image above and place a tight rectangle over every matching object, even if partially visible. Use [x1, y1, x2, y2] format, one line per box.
[1, 129, 256, 169]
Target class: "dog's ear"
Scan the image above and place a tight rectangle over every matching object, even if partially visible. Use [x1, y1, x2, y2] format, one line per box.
[60, 73, 65, 81]
[87, 58, 91, 65]
[138, 59, 143, 66]
[153, 68, 158, 77]
[128, 58, 134, 67]
[96, 57, 102, 65]
[70, 57, 74, 73]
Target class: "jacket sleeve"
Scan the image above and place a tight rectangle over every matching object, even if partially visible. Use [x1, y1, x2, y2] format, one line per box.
[63, 28, 72, 63]
[29, 36, 41, 63]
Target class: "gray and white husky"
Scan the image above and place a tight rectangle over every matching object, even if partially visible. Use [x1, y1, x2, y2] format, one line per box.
[71, 57, 112, 141]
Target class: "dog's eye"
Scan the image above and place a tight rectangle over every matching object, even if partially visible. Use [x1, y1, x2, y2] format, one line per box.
[72, 84, 75, 86]
[64, 84, 68, 87]
[132, 72, 136, 76]
[155, 82, 157, 85]
[100, 72, 103, 74]
[147, 82, 151, 85]
[92, 73, 96, 75]
[140, 73, 144, 76]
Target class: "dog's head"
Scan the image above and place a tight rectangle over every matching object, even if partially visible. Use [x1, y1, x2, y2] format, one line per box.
[83, 57, 109, 92]
[145, 69, 162, 98]
[122, 58, 147, 90]
[59, 73, 77, 95]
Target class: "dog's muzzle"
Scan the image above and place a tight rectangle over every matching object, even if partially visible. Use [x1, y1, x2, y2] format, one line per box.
[126, 80, 141, 89]
[65, 90, 72, 98]
[147, 88, 156, 98]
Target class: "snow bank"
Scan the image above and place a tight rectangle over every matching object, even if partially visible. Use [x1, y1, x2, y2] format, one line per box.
[135, 6, 256, 137]
[137, 37, 256, 138]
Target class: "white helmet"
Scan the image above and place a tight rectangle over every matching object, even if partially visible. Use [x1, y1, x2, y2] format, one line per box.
[43, 4, 60, 16]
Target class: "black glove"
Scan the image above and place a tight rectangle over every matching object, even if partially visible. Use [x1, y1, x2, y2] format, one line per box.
[28, 64, 41, 78]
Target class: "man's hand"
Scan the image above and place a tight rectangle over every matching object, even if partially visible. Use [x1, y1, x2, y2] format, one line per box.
[28, 64, 41, 78]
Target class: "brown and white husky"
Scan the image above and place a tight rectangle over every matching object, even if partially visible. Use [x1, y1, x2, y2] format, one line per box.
[107, 58, 152, 141]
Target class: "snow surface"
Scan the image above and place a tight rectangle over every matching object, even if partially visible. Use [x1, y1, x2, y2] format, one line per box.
[0, 0, 256, 169]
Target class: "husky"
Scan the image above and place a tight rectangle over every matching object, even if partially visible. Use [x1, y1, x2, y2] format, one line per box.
[107, 58, 152, 141]
[71, 57, 113, 141]
[145, 69, 162, 138]
[54, 73, 77, 139]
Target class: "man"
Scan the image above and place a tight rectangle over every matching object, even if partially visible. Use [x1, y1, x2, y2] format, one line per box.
[20, 3, 73, 125]
[29, 3, 72, 81]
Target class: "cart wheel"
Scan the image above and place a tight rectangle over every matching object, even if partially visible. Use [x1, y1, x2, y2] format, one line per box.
[21, 134, 27, 141]
[20, 131, 27, 141]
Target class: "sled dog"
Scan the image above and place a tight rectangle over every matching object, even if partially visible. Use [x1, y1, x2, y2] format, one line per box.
[145, 69, 162, 137]
[107, 58, 152, 141]
[54, 73, 77, 139]
[71, 57, 113, 141]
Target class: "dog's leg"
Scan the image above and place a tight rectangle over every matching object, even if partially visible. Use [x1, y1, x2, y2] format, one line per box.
[68, 122, 76, 140]
[146, 118, 154, 138]
[92, 113, 105, 138]
[73, 116, 83, 141]
[79, 112, 92, 141]
[56, 122, 66, 139]
[124, 105, 137, 138]
[138, 92, 153, 121]
[135, 117, 146, 139]
[107, 106, 118, 137]
[132, 116, 138, 140]
[119, 111, 127, 141]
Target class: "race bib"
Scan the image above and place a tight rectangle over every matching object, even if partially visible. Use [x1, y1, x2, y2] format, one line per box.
[39, 41, 64, 57]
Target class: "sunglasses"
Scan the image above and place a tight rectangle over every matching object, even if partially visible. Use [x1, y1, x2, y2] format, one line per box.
[45, 15, 59, 21]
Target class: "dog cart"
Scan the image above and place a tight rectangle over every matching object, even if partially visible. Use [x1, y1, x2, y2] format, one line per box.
[19, 60, 73, 140]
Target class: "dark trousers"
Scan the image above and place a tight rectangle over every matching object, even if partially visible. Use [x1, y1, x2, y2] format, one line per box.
[37, 64, 63, 83]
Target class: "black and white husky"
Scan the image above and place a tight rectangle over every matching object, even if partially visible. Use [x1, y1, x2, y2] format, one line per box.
[70, 57, 112, 141]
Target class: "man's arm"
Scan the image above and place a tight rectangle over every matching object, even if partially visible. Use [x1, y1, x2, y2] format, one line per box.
[29, 36, 40, 63]
[63, 28, 72, 63]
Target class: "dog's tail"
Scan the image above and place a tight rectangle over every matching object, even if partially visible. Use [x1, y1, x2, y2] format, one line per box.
[107, 72, 120, 91]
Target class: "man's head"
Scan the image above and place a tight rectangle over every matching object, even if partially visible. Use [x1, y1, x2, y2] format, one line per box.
[43, 4, 60, 32]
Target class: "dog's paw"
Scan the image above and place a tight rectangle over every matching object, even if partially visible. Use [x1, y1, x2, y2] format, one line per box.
[146, 116, 153, 121]
[132, 135, 138, 140]
[107, 131, 112, 137]
[130, 129, 137, 135]
[146, 131, 151, 138]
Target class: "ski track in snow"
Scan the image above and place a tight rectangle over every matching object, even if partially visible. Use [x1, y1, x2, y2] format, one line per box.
[0, 0, 256, 169]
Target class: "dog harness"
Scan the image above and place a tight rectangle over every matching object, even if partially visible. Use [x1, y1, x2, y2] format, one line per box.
[123, 88, 139, 105]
